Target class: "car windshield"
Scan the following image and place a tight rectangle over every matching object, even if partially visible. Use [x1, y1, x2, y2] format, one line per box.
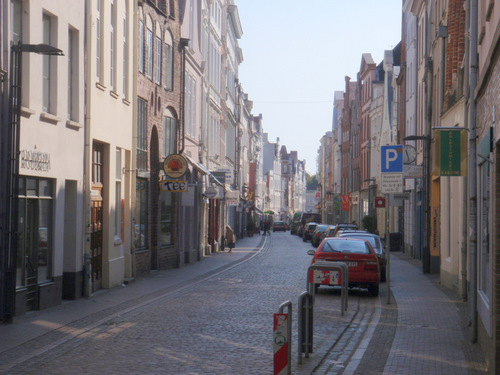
[322, 240, 370, 254]
[341, 235, 382, 254]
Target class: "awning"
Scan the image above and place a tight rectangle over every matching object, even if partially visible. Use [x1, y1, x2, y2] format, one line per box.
[254, 207, 264, 214]
[264, 210, 277, 215]
[183, 154, 223, 186]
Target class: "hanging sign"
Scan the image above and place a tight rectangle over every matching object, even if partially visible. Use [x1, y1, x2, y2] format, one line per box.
[341, 195, 351, 211]
[436, 130, 467, 176]
[160, 180, 188, 192]
[163, 154, 188, 178]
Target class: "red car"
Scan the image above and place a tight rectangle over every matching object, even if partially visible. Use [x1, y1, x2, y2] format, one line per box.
[307, 237, 380, 296]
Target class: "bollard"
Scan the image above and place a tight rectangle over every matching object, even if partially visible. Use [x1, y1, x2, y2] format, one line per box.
[297, 291, 313, 364]
[274, 301, 292, 375]
[307, 261, 349, 315]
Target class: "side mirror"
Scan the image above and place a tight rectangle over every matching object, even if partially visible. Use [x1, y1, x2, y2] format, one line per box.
[307, 250, 316, 256]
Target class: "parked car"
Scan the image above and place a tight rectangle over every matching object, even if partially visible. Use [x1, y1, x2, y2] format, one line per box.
[302, 222, 319, 242]
[319, 225, 337, 244]
[311, 224, 329, 247]
[332, 223, 359, 237]
[307, 237, 380, 296]
[273, 221, 287, 232]
[339, 232, 387, 281]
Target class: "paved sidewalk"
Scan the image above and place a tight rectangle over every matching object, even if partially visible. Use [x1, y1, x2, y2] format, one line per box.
[350, 251, 487, 375]
[0, 234, 264, 355]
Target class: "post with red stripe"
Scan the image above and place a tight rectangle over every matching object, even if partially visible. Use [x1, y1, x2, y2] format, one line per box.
[274, 301, 292, 375]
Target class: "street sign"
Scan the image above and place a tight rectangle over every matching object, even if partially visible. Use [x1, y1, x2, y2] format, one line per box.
[217, 168, 234, 184]
[381, 145, 403, 173]
[375, 196, 386, 208]
[381, 173, 403, 194]
[204, 187, 217, 198]
[404, 164, 424, 178]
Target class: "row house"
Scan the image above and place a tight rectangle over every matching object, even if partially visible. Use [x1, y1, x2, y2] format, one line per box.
[325, 0, 499, 371]
[262, 133, 281, 218]
[0, 0, 319, 323]
[0, 0, 87, 317]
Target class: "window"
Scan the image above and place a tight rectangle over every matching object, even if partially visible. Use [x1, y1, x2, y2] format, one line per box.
[96, 0, 103, 81]
[155, 36, 162, 84]
[17, 178, 54, 287]
[169, 0, 175, 18]
[146, 27, 153, 78]
[137, 98, 148, 171]
[159, 190, 173, 246]
[209, 38, 221, 91]
[209, 107, 220, 158]
[164, 38, 173, 90]
[226, 121, 235, 162]
[184, 73, 196, 137]
[11, 0, 22, 44]
[139, 20, 144, 73]
[42, 14, 54, 113]
[110, 0, 117, 90]
[135, 178, 148, 249]
[123, 7, 129, 97]
[115, 149, 122, 240]
[163, 115, 177, 157]
[67, 28, 78, 120]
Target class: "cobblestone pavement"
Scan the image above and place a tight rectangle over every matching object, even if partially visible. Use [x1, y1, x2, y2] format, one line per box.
[0, 233, 488, 374]
[0, 233, 369, 374]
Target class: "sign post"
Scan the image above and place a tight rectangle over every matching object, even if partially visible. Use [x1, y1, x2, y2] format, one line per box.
[380, 145, 403, 305]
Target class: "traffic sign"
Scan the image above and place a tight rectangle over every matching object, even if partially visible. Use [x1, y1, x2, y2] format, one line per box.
[381, 145, 403, 173]
[381, 173, 403, 194]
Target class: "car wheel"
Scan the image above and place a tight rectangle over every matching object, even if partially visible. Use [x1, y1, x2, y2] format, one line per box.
[368, 283, 379, 297]
[303, 237, 306, 242]
[380, 266, 387, 282]
[314, 284, 319, 293]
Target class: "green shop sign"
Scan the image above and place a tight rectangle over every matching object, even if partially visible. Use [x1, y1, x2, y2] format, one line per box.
[436, 130, 467, 176]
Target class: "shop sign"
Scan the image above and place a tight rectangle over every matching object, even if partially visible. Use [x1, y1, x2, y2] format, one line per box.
[163, 154, 188, 178]
[20, 149, 51, 172]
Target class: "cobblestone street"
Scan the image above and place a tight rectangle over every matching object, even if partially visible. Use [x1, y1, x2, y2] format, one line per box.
[0, 233, 487, 374]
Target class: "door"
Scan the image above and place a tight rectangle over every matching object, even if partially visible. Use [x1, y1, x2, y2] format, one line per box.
[90, 198, 103, 292]
[19, 200, 39, 310]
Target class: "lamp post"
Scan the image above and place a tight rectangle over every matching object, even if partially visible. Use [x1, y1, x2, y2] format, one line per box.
[403, 134, 432, 274]
[1, 43, 63, 323]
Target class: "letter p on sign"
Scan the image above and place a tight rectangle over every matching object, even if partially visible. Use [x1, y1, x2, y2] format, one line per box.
[381, 145, 403, 173]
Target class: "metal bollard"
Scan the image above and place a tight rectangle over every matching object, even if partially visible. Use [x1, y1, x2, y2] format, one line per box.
[274, 300, 292, 375]
[297, 291, 313, 364]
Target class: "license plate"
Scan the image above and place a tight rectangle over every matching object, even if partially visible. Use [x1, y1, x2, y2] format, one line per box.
[310, 270, 341, 285]
[346, 261, 358, 267]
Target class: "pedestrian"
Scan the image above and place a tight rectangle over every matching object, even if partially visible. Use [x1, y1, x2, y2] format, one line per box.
[225, 225, 235, 252]
[264, 220, 271, 236]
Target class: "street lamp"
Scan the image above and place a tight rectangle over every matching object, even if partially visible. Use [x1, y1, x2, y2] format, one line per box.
[1, 43, 63, 323]
[403, 134, 432, 274]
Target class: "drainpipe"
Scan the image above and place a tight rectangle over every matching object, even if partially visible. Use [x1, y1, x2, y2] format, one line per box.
[467, 0, 478, 343]
[461, 0, 471, 302]
[178, 38, 189, 155]
[82, 0, 91, 298]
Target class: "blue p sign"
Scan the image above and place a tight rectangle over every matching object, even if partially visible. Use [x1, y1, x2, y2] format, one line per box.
[381, 145, 403, 173]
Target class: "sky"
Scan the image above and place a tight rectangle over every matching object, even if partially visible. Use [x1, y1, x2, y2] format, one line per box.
[236, 1, 402, 176]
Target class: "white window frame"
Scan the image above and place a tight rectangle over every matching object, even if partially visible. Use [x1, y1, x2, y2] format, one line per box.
[155, 36, 162, 84]
[146, 27, 153, 79]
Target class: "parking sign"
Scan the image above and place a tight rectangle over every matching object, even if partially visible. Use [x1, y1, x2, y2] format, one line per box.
[381, 145, 403, 173]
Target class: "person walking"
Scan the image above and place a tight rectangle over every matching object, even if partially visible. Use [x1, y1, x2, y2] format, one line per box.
[264, 220, 271, 236]
[225, 225, 235, 252]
